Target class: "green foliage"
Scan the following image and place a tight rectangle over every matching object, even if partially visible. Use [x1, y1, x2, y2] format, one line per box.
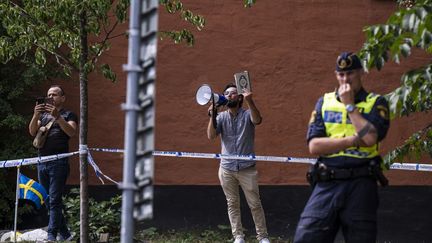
[244, 0, 257, 8]
[135, 226, 289, 242]
[0, 0, 129, 82]
[158, 0, 257, 46]
[159, 0, 206, 46]
[134, 226, 232, 243]
[64, 188, 122, 242]
[385, 124, 432, 166]
[386, 64, 432, 117]
[0, 60, 51, 160]
[159, 29, 196, 46]
[0, 21, 55, 227]
[359, 0, 432, 164]
[0, 169, 19, 228]
[361, 0, 432, 72]
[0, 169, 37, 229]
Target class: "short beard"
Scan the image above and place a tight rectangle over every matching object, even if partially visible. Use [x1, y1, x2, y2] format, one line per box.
[226, 100, 238, 108]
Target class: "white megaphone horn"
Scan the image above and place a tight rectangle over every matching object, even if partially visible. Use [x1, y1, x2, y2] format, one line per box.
[195, 84, 228, 106]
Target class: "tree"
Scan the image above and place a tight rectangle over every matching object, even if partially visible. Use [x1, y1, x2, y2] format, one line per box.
[0, 46, 51, 228]
[359, 0, 432, 166]
[0, 0, 256, 239]
[0, 1, 128, 242]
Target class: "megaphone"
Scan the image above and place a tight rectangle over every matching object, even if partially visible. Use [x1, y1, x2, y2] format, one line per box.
[195, 84, 228, 106]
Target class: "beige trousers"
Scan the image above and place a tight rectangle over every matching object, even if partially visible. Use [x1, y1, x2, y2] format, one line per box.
[218, 166, 268, 240]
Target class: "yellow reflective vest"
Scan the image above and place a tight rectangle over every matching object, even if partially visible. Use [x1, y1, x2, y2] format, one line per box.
[321, 91, 379, 159]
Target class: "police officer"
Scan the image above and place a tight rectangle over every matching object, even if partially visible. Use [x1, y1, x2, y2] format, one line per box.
[293, 52, 390, 243]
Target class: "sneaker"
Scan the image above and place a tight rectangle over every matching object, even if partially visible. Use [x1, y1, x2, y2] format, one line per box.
[259, 238, 270, 243]
[234, 235, 245, 243]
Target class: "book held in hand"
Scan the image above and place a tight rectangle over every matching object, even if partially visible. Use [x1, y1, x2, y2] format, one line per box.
[234, 71, 251, 94]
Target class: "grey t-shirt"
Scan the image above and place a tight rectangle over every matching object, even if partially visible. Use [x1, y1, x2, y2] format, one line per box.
[216, 108, 256, 171]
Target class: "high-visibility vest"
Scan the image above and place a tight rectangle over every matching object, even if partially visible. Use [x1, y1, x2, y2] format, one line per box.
[321, 91, 379, 159]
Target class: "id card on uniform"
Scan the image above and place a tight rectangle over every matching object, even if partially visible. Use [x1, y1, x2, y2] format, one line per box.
[234, 71, 251, 94]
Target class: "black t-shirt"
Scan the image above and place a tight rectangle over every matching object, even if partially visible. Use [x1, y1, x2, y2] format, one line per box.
[38, 109, 78, 156]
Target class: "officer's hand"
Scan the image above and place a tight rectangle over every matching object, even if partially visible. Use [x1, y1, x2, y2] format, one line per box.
[338, 83, 354, 105]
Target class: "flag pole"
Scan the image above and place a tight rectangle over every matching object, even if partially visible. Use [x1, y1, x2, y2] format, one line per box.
[13, 166, 20, 243]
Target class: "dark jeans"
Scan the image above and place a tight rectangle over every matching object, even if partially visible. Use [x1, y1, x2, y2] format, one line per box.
[294, 177, 378, 243]
[38, 158, 70, 240]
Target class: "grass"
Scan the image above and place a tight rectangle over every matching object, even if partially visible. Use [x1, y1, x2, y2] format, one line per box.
[134, 226, 293, 243]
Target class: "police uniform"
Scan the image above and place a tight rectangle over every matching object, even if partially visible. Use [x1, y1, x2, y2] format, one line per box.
[293, 52, 390, 243]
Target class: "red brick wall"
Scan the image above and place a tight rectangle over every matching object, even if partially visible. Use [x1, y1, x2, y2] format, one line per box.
[60, 0, 431, 185]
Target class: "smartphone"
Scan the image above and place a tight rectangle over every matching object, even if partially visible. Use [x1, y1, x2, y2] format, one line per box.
[45, 97, 54, 105]
[36, 97, 46, 105]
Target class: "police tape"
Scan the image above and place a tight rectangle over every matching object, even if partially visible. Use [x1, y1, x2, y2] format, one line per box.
[152, 151, 432, 172]
[1, 149, 431, 173]
[0, 150, 119, 185]
[0, 152, 79, 168]
[152, 151, 317, 164]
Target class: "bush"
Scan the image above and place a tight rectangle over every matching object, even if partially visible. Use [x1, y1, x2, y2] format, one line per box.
[64, 188, 122, 242]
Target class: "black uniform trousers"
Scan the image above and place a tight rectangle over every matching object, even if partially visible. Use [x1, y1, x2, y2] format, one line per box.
[294, 177, 378, 243]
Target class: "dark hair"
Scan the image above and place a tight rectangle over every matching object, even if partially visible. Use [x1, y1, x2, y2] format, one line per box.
[50, 85, 65, 96]
[223, 83, 243, 107]
[223, 83, 237, 93]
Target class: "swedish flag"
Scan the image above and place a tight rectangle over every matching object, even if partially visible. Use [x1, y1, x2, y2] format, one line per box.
[18, 173, 48, 209]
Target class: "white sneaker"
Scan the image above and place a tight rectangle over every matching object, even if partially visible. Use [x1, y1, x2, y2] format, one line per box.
[259, 237, 270, 243]
[234, 235, 245, 243]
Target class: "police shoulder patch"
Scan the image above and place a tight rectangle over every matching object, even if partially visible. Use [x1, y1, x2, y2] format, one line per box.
[377, 105, 389, 120]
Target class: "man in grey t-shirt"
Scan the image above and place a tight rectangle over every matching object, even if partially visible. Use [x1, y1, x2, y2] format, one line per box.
[207, 83, 270, 243]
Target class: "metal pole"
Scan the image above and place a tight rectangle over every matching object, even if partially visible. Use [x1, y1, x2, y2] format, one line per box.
[120, 0, 142, 242]
[13, 166, 20, 243]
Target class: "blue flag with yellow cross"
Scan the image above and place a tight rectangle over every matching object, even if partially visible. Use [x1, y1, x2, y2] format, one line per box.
[18, 173, 48, 209]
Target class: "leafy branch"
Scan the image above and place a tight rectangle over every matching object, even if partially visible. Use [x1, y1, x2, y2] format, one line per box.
[158, 0, 257, 46]
[158, 0, 206, 46]
[384, 124, 432, 166]
[359, 0, 432, 164]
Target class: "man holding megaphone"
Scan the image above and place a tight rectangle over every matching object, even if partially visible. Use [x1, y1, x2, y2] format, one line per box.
[205, 83, 270, 243]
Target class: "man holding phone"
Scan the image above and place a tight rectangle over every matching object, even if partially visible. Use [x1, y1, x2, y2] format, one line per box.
[29, 85, 78, 242]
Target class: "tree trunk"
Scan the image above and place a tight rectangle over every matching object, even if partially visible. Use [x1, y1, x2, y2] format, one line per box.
[79, 10, 89, 243]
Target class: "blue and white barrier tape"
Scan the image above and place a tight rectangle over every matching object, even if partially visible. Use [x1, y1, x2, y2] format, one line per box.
[1, 149, 431, 173]
[87, 151, 119, 185]
[89, 148, 124, 153]
[0, 152, 79, 168]
[389, 163, 432, 172]
[151, 150, 432, 172]
[0, 150, 119, 185]
[152, 151, 317, 164]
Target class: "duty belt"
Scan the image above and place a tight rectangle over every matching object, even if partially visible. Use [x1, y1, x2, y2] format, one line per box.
[306, 158, 389, 187]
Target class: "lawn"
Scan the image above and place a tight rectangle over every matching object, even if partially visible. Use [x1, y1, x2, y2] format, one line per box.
[135, 227, 292, 243]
